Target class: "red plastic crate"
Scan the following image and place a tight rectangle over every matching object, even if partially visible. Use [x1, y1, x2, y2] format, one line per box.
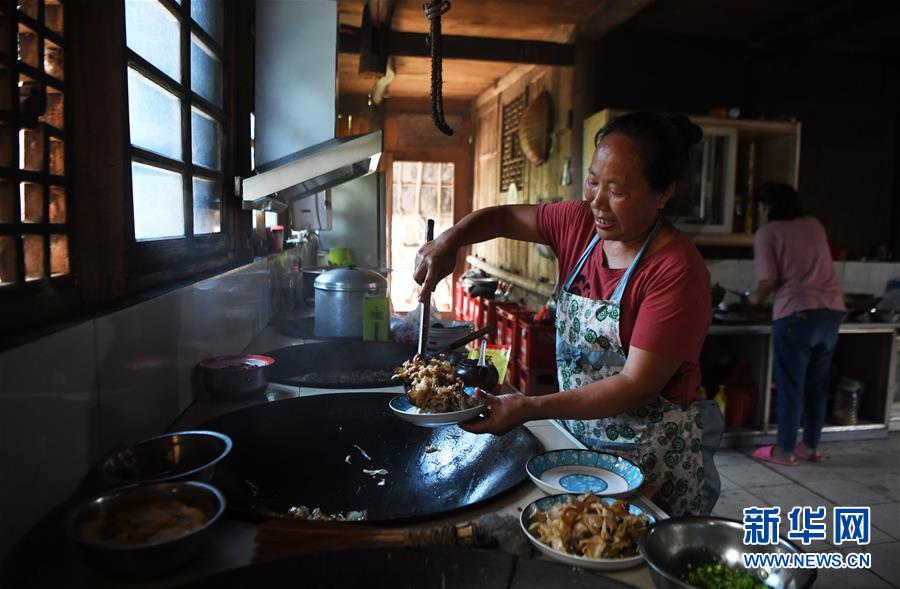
[517, 316, 556, 371]
[466, 295, 481, 325]
[453, 281, 467, 320]
[496, 305, 531, 383]
[481, 301, 519, 342]
[514, 361, 558, 396]
[495, 305, 527, 346]
[471, 296, 489, 330]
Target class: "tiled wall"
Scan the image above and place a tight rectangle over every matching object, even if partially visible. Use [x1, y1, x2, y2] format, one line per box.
[0, 259, 270, 564]
[708, 260, 900, 300]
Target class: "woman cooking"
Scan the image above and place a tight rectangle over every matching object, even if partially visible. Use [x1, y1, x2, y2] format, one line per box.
[414, 111, 723, 516]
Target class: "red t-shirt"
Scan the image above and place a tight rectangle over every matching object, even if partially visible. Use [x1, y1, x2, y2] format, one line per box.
[537, 200, 710, 404]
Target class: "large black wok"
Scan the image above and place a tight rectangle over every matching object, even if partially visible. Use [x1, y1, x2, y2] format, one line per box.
[199, 393, 542, 523]
[265, 341, 416, 388]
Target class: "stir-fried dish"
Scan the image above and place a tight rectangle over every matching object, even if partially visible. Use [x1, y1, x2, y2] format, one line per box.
[394, 355, 480, 413]
[79, 499, 208, 545]
[685, 562, 768, 589]
[528, 493, 649, 559]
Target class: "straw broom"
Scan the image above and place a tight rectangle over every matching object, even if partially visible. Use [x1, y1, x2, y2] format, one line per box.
[253, 514, 531, 561]
[253, 519, 482, 562]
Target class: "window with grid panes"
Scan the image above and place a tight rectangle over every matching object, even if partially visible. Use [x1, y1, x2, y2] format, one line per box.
[124, 0, 225, 242]
[0, 0, 69, 289]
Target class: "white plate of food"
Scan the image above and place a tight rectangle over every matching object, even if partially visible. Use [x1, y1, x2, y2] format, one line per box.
[520, 492, 655, 571]
[390, 355, 486, 428]
[389, 394, 485, 428]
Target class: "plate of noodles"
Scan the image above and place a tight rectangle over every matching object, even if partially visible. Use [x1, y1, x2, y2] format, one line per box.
[389, 355, 486, 427]
[520, 492, 655, 571]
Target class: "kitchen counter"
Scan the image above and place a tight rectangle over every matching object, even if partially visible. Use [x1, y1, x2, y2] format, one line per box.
[17, 325, 665, 589]
[709, 321, 900, 335]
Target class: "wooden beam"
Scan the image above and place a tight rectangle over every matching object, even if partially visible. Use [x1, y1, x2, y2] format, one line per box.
[358, 0, 397, 75]
[576, 0, 658, 42]
[369, 0, 396, 27]
[340, 26, 575, 66]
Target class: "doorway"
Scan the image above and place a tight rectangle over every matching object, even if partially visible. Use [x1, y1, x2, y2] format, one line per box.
[390, 160, 455, 313]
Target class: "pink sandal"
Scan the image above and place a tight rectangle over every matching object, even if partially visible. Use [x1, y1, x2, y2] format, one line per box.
[751, 445, 797, 466]
[794, 444, 824, 462]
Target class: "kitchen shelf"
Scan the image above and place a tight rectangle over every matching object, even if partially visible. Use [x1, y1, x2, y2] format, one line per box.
[465, 255, 556, 298]
[705, 327, 897, 446]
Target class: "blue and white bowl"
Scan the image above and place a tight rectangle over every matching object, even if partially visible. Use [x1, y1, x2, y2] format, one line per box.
[520, 493, 655, 571]
[526, 449, 644, 497]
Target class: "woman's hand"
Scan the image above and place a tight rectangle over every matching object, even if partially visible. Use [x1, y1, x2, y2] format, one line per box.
[459, 389, 533, 435]
[413, 231, 460, 302]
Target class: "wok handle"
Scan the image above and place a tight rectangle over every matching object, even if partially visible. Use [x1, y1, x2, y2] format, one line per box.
[417, 219, 436, 356]
[404, 522, 477, 546]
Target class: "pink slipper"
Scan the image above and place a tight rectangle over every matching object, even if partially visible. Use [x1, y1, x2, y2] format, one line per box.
[751, 445, 797, 466]
[795, 444, 824, 463]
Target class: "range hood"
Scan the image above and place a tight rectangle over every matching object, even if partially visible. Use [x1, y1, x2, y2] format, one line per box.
[237, 130, 382, 212]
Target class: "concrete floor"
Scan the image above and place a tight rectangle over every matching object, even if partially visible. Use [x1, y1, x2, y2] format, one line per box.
[711, 433, 900, 588]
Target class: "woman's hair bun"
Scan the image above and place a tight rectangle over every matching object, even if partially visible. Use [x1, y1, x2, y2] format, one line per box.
[663, 113, 703, 149]
[595, 111, 703, 192]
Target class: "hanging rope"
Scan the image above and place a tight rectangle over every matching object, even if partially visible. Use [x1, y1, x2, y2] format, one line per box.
[423, 0, 454, 136]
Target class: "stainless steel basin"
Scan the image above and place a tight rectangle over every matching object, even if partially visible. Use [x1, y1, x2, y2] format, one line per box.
[639, 516, 816, 589]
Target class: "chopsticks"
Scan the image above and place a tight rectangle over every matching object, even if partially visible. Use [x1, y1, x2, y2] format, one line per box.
[417, 219, 436, 357]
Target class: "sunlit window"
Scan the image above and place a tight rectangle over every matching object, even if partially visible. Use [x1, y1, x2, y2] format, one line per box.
[124, 0, 225, 241]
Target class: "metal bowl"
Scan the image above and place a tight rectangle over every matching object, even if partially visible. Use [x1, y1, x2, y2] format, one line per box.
[100, 430, 232, 486]
[639, 516, 816, 589]
[199, 354, 274, 400]
[66, 481, 225, 578]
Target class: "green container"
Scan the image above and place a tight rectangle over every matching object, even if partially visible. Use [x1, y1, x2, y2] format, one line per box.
[363, 297, 390, 342]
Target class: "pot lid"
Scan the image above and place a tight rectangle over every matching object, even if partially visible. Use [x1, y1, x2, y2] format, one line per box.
[314, 267, 386, 292]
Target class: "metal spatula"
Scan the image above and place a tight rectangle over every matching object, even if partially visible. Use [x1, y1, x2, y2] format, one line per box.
[417, 219, 436, 357]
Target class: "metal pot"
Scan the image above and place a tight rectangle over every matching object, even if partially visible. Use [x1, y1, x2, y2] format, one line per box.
[314, 267, 387, 338]
[66, 481, 225, 578]
[198, 354, 274, 400]
[301, 266, 327, 306]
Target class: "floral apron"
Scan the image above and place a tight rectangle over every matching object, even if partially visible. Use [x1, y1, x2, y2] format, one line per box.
[554, 218, 723, 516]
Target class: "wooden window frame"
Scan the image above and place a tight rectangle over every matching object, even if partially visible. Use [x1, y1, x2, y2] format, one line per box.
[123, 0, 233, 275]
[0, 0, 78, 329]
[0, 0, 253, 342]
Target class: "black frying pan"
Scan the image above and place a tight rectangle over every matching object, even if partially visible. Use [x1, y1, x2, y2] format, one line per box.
[264, 341, 416, 388]
[199, 393, 542, 523]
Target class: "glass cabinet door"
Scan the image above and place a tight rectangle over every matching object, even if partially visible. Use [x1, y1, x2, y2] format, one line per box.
[670, 125, 737, 233]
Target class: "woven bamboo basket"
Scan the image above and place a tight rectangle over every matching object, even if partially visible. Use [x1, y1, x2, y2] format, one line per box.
[517, 90, 553, 166]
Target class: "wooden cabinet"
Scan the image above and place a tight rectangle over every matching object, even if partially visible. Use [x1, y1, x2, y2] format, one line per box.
[583, 109, 801, 247]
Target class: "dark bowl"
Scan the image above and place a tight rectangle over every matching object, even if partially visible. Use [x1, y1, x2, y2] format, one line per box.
[66, 481, 225, 578]
[639, 516, 816, 589]
[100, 430, 232, 486]
[455, 359, 499, 391]
[199, 354, 274, 400]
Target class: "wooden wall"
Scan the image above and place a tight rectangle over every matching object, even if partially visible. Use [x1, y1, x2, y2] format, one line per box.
[470, 64, 576, 305]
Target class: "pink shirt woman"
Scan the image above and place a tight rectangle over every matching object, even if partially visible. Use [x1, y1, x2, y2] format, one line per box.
[749, 183, 845, 467]
[753, 216, 846, 321]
